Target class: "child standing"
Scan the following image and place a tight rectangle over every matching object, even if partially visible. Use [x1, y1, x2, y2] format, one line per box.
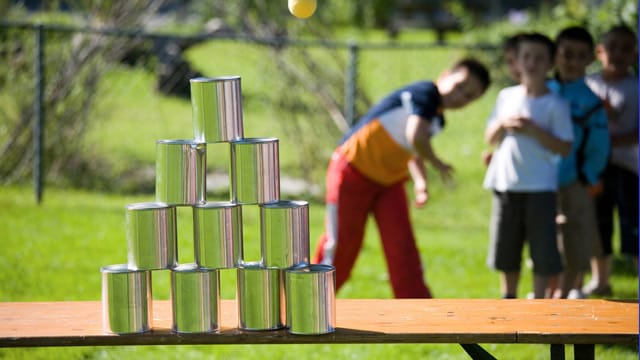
[548, 26, 610, 299]
[584, 25, 639, 297]
[483, 33, 526, 167]
[312, 58, 491, 298]
[483, 33, 574, 299]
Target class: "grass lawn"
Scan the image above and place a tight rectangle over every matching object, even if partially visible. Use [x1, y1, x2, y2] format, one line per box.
[1, 32, 638, 359]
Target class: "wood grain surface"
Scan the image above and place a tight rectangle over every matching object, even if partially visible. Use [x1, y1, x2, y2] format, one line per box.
[0, 299, 636, 347]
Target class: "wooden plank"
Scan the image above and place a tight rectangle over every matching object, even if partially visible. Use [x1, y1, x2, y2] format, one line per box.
[0, 299, 636, 347]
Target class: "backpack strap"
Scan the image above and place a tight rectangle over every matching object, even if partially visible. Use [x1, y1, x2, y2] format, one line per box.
[574, 101, 604, 184]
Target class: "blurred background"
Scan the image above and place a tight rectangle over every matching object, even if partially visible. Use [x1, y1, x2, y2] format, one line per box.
[1, 0, 636, 200]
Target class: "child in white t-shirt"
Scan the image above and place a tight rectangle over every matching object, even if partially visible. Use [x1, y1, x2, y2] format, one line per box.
[483, 33, 574, 299]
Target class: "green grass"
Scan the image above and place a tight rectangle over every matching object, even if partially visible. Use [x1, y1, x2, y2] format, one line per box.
[1, 32, 638, 359]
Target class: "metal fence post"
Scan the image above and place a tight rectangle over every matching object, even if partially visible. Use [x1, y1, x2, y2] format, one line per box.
[344, 40, 359, 127]
[34, 24, 45, 204]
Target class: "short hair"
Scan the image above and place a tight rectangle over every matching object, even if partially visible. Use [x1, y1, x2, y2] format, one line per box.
[602, 24, 637, 42]
[556, 26, 594, 50]
[451, 57, 491, 92]
[503, 33, 526, 52]
[518, 32, 556, 60]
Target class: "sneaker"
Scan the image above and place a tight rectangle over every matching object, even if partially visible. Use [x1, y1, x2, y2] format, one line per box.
[582, 282, 613, 297]
[567, 289, 586, 299]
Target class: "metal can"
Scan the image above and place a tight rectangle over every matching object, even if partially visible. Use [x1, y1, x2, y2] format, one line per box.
[261, 200, 310, 269]
[155, 139, 206, 206]
[230, 137, 280, 205]
[236, 262, 284, 330]
[171, 263, 220, 333]
[285, 264, 336, 335]
[190, 76, 244, 143]
[101, 264, 152, 334]
[193, 201, 243, 269]
[126, 202, 177, 270]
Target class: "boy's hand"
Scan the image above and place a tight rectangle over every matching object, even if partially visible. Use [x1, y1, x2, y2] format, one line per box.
[414, 186, 428, 208]
[433, 160, 454, 185]
[502, 116, 534, 134]
[587, 181, 603, 197]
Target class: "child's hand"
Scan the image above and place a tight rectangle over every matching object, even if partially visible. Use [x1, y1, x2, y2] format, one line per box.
[587, 181, 603, 197]
[414, 186, 428, 208]
[434, 160, 454, 185]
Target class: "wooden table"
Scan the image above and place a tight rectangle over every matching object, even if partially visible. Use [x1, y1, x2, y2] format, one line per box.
[0, 299, 636, 359]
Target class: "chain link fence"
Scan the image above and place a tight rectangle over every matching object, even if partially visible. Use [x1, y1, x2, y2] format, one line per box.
[0, 21, 498, 202]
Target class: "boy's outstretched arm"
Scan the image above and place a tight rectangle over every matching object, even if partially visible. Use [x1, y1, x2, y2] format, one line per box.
[405, 114, 454, 183]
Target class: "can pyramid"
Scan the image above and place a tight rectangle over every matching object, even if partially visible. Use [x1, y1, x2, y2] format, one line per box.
[101, 76, 335, 336]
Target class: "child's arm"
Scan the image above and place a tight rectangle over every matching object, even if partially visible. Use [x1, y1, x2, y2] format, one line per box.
[485, 119, 507, 145]
[503, 116, 573, 156]
[611, 131, 639, 147]
[408, 157, 428, 208]
[405, 114, 453, 182]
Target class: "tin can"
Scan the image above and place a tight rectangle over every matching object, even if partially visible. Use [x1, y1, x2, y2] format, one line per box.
[285, 264, 336, 335]
[126, 202, 177, 270]
[155, 139, 206, 206]
[261, 200, 310, 269]
[193, 201, 243, 269]
[236, 262, 284, 330]
[190, 76, 244, 142]
[171, 263, 220, 333]
[230, 138, 280, 205]
[101, 264, 152, 334]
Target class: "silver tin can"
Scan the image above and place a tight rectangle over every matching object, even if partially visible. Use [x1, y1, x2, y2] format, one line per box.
[260, 200, 310, 269]
[126, 202, 177, 270]
[230, 137, 280, 205]
[285, 264, 336, 335]
[190, 76, 244, 143]
[236, 262, 284, 330]
[101, 264, 152, 334]
[170, 263, 220, 333]
[193, 201, 243, 269]
[155, 139, 206, 206]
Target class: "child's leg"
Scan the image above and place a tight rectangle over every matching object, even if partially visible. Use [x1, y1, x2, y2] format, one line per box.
[489, 192, 525, 298]
[501, 272, 520, 298]
[373, 182, 431, 298]
[556, 183, 596, 298]
[527, 192, 563, 298]
[312, 153, 378, 291]
[586, 165, 616, 292]
[615, 166, 639, 264]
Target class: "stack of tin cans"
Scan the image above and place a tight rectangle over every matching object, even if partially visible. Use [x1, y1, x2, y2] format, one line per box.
[101, 76, 335, 336]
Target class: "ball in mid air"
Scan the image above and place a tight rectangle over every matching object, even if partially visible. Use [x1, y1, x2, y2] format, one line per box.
[288, 0, 317, 19]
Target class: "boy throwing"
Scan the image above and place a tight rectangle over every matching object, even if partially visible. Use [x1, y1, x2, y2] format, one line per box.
[313, 58, 491, 298]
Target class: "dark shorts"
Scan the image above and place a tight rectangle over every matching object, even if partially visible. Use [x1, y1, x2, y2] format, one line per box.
[488, 191, 563, 276]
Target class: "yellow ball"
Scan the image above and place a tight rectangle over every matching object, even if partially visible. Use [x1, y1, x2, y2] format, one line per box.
[288, 0, 317, 19]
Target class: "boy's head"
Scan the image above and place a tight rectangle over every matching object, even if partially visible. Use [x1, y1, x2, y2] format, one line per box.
[503, 33, 525, 82]
[515, 33, 556, 84]
[596, 25, 637, 78]
[554, 26, 595, 81]
[437, 58, 491, 109]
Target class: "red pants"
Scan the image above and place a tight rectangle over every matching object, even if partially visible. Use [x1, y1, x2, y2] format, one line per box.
[312, 152, 432, 298]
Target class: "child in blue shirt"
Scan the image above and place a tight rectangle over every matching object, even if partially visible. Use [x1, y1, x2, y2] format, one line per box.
[547, 26, 610, 299]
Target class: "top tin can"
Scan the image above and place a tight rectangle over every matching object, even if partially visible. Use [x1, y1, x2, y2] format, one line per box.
[190, 76, 244, 143]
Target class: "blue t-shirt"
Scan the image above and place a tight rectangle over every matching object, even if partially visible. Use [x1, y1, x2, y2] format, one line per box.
[548, 77, 610, 186]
